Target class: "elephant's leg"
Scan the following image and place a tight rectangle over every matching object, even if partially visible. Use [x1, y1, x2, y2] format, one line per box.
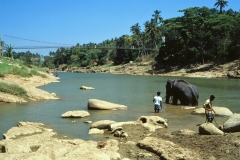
[166, 96, 170, 103]
[172, 96, 178, 105]
[185, 97, 192, 106]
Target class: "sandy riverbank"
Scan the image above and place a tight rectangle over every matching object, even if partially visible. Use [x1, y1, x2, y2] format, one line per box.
[57, 59, 240, 79]
[0, 72, 60, 103]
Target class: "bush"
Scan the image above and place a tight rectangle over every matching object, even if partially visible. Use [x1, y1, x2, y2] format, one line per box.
[30, 69, 47, 78]
[10, 66, 32, 77]
[0, 82, 27, 97]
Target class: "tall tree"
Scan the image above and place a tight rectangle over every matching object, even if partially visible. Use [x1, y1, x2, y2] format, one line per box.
[152, 10, 163, 24]
[5, 44, 13, 59]
[130, 23, 145, 56]
[214, 0, 228, 14]
[0, 38, 4, 56]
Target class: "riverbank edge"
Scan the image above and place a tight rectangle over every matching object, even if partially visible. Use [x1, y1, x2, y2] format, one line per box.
[54, 59, 240, 79]
[0, 72, 60, 103]
[1, 59, 239, 103]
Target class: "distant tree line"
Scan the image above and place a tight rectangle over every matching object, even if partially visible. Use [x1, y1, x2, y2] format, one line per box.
[43, 5, 240, 69]
[1, 1, 240, 70]
[0, 41, 42, 67]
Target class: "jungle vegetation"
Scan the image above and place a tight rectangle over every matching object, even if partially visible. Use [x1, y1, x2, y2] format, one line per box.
[1, 1, 239, 70]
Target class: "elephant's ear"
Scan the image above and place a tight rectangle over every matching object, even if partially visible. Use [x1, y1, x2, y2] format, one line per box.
[172, 79, 177, 87]
[167, 79, 174, 88]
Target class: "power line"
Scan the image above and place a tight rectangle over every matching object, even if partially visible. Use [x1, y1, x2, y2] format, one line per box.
[11, 46, 159, 51]
[1, 34, 73, 46]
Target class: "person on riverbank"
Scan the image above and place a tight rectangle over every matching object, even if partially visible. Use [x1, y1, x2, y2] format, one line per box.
[203, 95, 216, 123]
[153, 92, 163, 113]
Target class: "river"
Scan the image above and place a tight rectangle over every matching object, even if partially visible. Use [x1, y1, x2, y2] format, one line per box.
[1, 73, 240, 140]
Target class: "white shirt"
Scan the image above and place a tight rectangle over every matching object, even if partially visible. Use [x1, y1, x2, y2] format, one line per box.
[153, 96, 162, 105]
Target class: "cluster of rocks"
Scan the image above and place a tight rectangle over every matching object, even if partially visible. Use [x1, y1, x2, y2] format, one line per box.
[191, 106, 240, 134]
[0, 122, 122, 160]
[0, 115, 169, 160]
[2, 104, 240, 159]
[87, 116, 168, 137]
[226, 70, 240, 78]
[2, 95, 240, 159]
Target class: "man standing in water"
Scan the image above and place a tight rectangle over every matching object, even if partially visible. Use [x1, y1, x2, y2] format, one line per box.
[203, 95, 216, 123]
[153, 92, 163, 113]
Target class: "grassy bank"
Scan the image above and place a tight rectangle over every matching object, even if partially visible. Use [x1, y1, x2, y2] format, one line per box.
[0, 57, 47, 78]
[0, 82, 27, 97]
[0, 57, 48, 97]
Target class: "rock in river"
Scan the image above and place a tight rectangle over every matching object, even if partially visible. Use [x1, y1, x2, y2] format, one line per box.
[88, 99, 128, 110]
[61, 110, 90, 118]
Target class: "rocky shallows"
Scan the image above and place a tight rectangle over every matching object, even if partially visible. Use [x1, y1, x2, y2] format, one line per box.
[2, 113, 240, 160]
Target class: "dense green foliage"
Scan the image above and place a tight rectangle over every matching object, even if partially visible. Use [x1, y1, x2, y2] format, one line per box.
[0, 82, 27, 97]
[156, 7, 240, 67]
[42, 6, 239, 69]
[1, 1, 239, 70]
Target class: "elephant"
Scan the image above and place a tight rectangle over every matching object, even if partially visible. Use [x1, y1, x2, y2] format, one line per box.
[165, 79, 199, 106]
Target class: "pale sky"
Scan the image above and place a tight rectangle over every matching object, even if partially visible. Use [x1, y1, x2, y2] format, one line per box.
[1, 0, 239, 56]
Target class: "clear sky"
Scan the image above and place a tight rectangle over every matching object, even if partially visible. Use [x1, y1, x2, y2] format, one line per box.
[1, 0, 239, 56]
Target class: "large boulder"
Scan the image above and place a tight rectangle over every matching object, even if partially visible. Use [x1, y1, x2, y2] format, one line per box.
[61, 110, 90, 118]
[137, 137, 201, 159]
[88, 128, 104, 134]
[109, 121, 136, 131]
[136, 116, 168, 132]
[223, 113, 240, 132]
[192, 107, 233, 116]
[3, 122, 44, 140]
[90, 120, 116, 129]
[88, 99, 128, 110]
[108, 116, 168, 132]
[199, 123, 224, 135]
[0, 122, 121, 160]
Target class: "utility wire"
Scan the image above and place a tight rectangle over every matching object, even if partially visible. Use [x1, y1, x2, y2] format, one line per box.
[1, 34, 73, 46]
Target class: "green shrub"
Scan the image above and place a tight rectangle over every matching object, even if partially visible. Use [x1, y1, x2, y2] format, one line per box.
[0, 57, 48, 78]
[10, 66, 32, 77]
[0, 82, 27, 97]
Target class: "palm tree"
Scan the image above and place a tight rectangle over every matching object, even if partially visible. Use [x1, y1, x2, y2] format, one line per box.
[130, 23, 144, 56]
[0, 40, 4, 56]
[5, 44, 13, 59]
[152, 10, 163, 24]
[144, 19, 159, 49]
[214, 0, 228, 14]
[130, 23, 141, 36]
